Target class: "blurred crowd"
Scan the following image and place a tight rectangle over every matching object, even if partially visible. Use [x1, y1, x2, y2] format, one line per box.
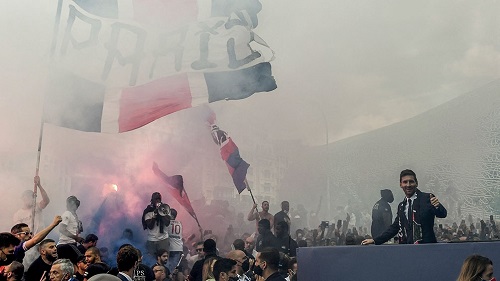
[0, 176, 499, 281]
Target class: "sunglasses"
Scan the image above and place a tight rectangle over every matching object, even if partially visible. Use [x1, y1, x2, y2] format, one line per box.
[16, 231, 33, 236]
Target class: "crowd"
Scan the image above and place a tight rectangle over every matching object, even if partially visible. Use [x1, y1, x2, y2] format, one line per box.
[0, 171, 498, 281]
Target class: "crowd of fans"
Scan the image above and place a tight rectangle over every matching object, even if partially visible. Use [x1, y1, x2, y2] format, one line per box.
[1, 176, 499, 281]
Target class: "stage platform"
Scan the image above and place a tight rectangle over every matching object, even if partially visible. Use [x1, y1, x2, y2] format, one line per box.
[297, 241, 500, 281]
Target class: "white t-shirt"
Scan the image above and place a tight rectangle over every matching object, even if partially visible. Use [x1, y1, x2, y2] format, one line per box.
[13, 205, 44, 233]
[167, 220, 183, 251]
[58, 210, 80, 244]
[144, 212, 169, 241]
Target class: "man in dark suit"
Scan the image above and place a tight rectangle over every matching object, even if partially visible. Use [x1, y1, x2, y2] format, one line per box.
[116, 245, 138, 281]
[362, 169, 447, 245]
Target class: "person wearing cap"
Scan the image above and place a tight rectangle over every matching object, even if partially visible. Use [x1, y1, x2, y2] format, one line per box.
[370, 189, 394, 238]
[75, 255, 88, 281]
[142, 192, 170, 262]
[77, 234, 98, 255]
[59, 196, 84, 246]
[188, 239, 219, 281]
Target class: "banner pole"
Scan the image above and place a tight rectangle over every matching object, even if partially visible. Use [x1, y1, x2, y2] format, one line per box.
[32, 122, 44, 232]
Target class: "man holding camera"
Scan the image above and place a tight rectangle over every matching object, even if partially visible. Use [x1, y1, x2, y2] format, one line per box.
[142, 192, 171, 261]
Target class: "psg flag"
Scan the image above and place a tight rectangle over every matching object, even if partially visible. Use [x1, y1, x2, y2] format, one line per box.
[210, 124, 250, 193]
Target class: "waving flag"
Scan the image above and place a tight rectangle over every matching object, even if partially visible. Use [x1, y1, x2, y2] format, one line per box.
[152, 162, 198, 221]
[45, 0, 276, 132]
[209, 123, 250, 193]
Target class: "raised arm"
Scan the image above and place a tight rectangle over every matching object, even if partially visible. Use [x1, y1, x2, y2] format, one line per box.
[35, 176, 50, 209]
[25, 216, 62, 249]
[247, 204, 259, 221]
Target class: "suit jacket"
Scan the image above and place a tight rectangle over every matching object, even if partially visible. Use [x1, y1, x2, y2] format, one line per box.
[117, 272, 132, 281]
[374, 189, 447, 244]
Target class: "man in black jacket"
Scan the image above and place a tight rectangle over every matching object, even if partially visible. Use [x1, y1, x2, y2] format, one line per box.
[188, 239, 219, 281]
[255, 220, 278, 252]
[362, 169, 447, 245]
[370, 189, 394, 238]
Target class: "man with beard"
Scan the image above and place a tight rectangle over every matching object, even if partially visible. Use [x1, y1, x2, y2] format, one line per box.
[226, 250, 251, 281]
[26, 239, 58, 281]
[273, 202, 290, 233]
[255, 219, 279, 253]
[253, 248, 285, 281]
[212, 259, 237, 281]
[1, 261, 24, 281]
[59, 196, 84, 245]
[154, 249, 169, 268]
[247, 202, 274, 233]
[371, 189, 394, 238]
[274, 222, 297, 257]
[85, 247, 102, 265]
[362, 169, 447, 245]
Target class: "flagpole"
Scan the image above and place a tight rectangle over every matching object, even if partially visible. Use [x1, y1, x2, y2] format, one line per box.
[195, 217, 203, 241]
[32, 122, 45, 232]
[244, 179, 259, 213]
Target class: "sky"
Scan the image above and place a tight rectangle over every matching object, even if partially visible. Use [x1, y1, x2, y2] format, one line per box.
[1, 0, 500, 234]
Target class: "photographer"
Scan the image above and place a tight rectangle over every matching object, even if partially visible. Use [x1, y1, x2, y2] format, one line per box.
[142, 192, 171, 262]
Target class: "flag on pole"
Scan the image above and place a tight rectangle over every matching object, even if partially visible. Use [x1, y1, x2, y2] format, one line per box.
[210, 123, 249, 193]
[152, 162, 198, 221]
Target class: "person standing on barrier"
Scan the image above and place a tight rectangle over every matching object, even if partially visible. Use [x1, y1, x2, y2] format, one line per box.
[142, 192, 171, 262]
[361, 169, 447, 245]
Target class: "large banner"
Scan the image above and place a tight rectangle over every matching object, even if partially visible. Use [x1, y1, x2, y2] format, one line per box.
[51, 0, 273, 87]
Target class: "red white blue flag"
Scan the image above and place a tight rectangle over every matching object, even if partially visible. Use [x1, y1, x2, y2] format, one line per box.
[209, 122, 250, 193]
[45, 0, 276, 132]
